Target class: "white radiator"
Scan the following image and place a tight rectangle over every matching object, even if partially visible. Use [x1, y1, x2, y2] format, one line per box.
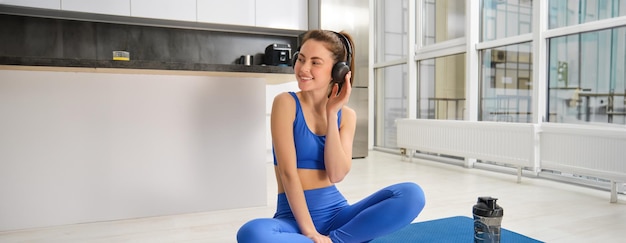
[397, 119, 626, 203]
[396, 119, 536, 169]
[540, 123, 626, 182]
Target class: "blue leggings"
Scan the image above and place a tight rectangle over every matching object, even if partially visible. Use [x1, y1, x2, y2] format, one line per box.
[237, 182, 425, 243]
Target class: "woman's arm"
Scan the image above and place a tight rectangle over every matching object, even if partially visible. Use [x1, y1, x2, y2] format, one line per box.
[324, 75, 357, 183]
[271, 93, 320, 238]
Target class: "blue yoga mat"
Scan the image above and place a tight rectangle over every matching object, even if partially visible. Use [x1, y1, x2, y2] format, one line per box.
[371, 216, 543, 243]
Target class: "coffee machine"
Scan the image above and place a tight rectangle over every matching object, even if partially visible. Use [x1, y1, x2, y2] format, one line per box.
[264, 43, 291, 66]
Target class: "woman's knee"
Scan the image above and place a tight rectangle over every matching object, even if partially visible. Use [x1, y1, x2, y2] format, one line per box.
[237, 218, 274, 242]
[396, 182, 426, 212]
[238, 218, 310, 243]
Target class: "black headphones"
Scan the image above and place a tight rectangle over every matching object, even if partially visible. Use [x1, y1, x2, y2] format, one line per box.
[292, 31, 353, 83]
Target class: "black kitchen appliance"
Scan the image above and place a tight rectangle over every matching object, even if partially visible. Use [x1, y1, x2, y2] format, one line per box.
[264, 43, 291, 66]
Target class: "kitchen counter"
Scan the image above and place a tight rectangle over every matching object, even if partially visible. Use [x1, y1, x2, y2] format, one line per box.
[0, 63, 296, 85]
[0, 56, 294, 75]
[0, 67, 272, 231]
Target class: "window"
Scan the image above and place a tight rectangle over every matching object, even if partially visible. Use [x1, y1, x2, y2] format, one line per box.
[374, 0, 409, 148]
[375, 64, 408, 148]
[418, 54, 466, 120]
[549, 0, 626, 29]
[482, 0, 533, 41]
[548, 27, 626, 124]
[372, 0, 626, 199]
[480, 43, 533, 123]
[375, 0, 409, 63]
[422, 0, 466, 45]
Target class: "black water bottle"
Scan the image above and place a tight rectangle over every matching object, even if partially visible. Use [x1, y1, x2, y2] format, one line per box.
[473, 196, 504, 243]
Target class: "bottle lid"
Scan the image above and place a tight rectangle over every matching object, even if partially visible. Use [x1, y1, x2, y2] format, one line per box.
[473, 196, 504, 217]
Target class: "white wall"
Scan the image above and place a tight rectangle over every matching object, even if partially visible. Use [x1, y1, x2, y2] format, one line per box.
[0, 69, 267, 231]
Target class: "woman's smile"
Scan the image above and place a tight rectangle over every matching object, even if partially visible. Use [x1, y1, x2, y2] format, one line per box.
[298, 75, 313, 81]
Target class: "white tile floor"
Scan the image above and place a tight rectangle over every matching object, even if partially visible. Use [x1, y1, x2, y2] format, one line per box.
[1, 151, 624, 243]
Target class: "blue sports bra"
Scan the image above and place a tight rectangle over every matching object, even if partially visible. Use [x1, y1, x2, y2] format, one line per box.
[273, 92, 342, 170]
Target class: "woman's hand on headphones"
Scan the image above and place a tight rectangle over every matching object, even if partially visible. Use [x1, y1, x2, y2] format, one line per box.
[327, 71, 352, 114]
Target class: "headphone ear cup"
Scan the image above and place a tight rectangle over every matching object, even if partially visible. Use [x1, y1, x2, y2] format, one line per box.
[291, 51, 299, 68]
[332, 62, 350, 83]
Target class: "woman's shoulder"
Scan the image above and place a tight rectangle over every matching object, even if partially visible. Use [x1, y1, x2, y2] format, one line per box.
[341, 105, 356, 117]
[275, 91, 296, 99]
[273, 91, 297, 105]
[340, 105, 357, 123]
[271, 92, 297, 115]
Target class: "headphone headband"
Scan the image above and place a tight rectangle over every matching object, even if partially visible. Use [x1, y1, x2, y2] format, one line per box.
[332, 31, 352, 66]
[292, 30, 353, 85]
[291, 30, 352, 95]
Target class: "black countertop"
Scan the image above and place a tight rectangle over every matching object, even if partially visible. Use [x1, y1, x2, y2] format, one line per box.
[0, 56, 295, 74]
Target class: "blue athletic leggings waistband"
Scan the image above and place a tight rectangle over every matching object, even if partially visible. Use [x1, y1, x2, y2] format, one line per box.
[274, 185, 348, 220]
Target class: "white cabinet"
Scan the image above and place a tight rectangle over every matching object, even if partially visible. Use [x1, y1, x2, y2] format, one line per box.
[1, 0, 60, 10]
[61, 0, 130, 16]
[198, 0, 308, 30]
[130, 0, 196, 22]
[255, 0, 308, 30]
[197, 0, 255, 27]
[3, 0, 308, 31]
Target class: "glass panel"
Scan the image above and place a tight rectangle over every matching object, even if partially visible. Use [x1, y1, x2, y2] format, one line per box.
[375, 0, 409, 62]
[549, 0, 626, 29]
[422, 0, 466, 45]
[374, 64, 408, 148]
[480, 43, 533, 123]
[482, 0, 533, 41]
[418, 54, 466, 119]
[548, 27, 626, 124]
